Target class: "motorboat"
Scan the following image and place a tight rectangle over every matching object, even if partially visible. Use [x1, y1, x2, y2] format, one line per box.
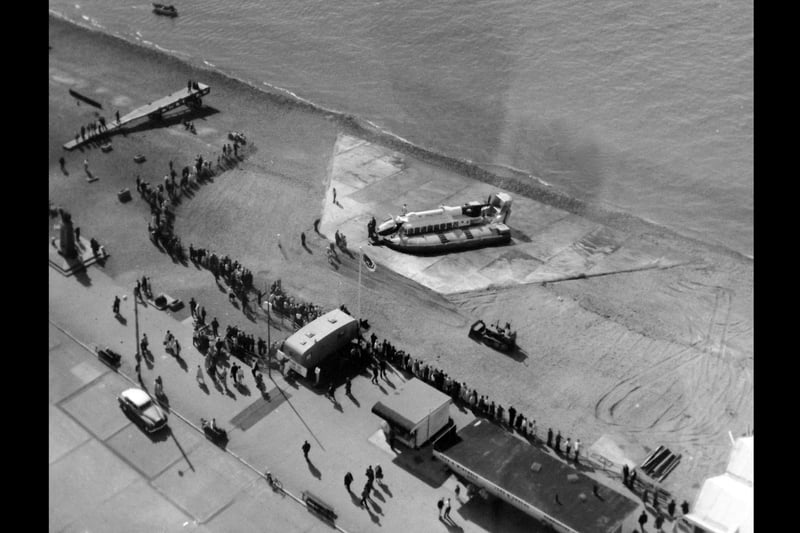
[372, 192, 512, 254]
[153, 3, 178, 17]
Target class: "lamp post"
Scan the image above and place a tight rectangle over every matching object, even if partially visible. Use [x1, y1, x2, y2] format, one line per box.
[134, 291, 140, 376]
[266, 287, 271, 378]
[358, 247, 363, 320]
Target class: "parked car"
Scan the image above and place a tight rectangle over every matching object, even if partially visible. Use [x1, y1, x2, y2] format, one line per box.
[118, 388, 168, 433]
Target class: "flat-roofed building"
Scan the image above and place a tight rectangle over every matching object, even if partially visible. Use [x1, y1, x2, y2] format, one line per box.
[433, 418, 639, 533]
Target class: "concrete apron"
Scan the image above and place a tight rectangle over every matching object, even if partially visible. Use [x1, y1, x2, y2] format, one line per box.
[319, 134, 687, 296]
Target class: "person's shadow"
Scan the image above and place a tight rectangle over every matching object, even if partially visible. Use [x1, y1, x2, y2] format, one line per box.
[307, 460, 322, 480]
[114, 314, 127, 325]
[346, 392, 360, 407]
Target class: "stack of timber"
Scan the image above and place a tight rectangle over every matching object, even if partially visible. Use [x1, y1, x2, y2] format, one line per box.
[639, 445, 682, 482]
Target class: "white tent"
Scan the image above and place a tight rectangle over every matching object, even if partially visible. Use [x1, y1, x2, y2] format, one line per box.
[684, 436, 753, 533]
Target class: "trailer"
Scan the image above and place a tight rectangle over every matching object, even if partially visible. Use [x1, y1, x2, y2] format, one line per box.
[277, 309, 358, 381]
[433, 419, 639, 533]
[371, 378, 453, 449]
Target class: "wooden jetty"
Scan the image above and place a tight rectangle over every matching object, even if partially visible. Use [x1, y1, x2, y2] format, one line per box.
[63, 82, 210, 151]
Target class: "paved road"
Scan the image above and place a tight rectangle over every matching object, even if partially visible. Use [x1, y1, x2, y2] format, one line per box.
[51, 264, 574, 533]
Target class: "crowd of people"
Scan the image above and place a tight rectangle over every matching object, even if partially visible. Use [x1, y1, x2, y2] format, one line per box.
[266, 279, 326, 328]
[74, 114, 110, 145]
[189, 296, 275, 371]
[188, 245, 255, 305]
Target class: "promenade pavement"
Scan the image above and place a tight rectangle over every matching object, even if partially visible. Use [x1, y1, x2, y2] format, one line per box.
[50, 264, 567, 533]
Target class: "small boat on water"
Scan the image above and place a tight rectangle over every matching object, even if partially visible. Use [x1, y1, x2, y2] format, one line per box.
[153, 3, 178, 17]
[370, 192, 513, 254]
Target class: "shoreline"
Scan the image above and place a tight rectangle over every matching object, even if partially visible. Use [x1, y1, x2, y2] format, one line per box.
[49, 11, 753, 509]
[48, 13, 751, 264]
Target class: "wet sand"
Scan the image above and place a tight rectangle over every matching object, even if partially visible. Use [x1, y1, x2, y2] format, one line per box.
[49, 13, 753, 504]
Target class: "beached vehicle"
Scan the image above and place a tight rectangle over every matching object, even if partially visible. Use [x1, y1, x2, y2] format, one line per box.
[468, 319, 517, 352]
[153, 3, 178, 17]
[372, 193, 512, 254]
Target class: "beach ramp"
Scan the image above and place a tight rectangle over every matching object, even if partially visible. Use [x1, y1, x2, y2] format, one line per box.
[63, 82, 210, 150]
[586, 434, 637, 474]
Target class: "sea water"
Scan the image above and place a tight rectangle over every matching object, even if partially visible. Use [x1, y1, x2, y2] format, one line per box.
[49, 0, 753, 258]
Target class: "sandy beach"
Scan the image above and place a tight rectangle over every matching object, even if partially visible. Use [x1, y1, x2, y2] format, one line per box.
[49, 12, 752, 513]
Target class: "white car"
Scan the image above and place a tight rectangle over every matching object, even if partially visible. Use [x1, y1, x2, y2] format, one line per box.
[118, 388, 168, 433]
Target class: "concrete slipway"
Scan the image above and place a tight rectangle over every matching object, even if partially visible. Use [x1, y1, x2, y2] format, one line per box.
[320, 134, 685, 295]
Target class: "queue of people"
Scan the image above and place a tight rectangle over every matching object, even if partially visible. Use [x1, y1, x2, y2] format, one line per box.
[266, 279, 325, 329]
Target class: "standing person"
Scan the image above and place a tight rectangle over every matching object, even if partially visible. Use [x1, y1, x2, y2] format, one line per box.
[630, 469, 638, 490]
[83, 158, 89, 173]
[508, 406, 516, 428]
[379, 358, 387, 379]
[345, 376, 352, 396]
[547, 427, 554, 448]
[300, 232, 306, 247]
[196, 364, 205, 386]
[574, 438, 581, 463]
[681, 500, 690, 515]
[218, 366, 227, 390]
[231, 363, 239, 385]
[564, 438, 572, 459]
[211, 317, 219, 337]
[140, 333, 149, 356]
[667, 499, 676, 518]
[555, 431, 562, 453]
[332, 187, 337, 204]
[437, 498, 444, 518]
[623, 463, 630, 487]
[375, 465, 383, 484]
[189, 297, 197, 318]
[371, 364, 379, 384]
[443, 497, 452, 521]
[360, 487, 369, 508]
[638, 510, 648, 532]
[344, 472, 353, 493]
[74, 227, 81, 243]
[59, 156, 66, 172]
[327, 381, 337, 402]
[115, 110, 120, 123]
[302, 440, 311, 461]
[655, 514, 664, 532]
[366, 465, 374, 483]
[112, 295, 120, 315]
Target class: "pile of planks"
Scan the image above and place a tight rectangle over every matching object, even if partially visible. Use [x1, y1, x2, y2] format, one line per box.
[640, 446, 681, 482]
